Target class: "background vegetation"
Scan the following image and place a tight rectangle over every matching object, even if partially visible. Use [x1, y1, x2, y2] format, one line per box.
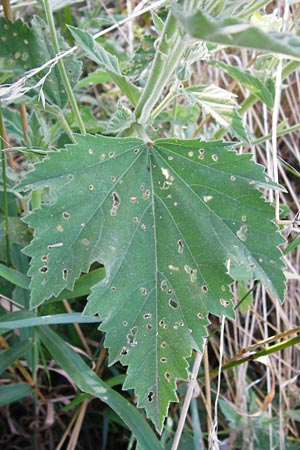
[0, 1, 300, 449]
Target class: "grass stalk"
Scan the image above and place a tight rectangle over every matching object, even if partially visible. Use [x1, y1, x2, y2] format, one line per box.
[42, 0, 86, 134]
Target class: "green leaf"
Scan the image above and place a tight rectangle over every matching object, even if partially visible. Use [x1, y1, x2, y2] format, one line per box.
[38, 326, 163, 450]
[0, 339, 33, 373]
[173, 7, 300, 60]
[0, 263, 30, 290]
[0, 313, 101, 330]
[18, 134, 285, 431]
[0, 383, 33, 405]
[0, 17, 81, 107]
[75, 69, 112, 88]
[184, 85, 249, 143]
[210, 61, 274, 108]
[68, 26, 140, 106]
[106, 101, 135, 134]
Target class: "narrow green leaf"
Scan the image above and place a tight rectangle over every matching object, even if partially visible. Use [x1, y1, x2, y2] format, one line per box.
[173, 7, 300, 60]
[38, 326, 163, 449]
[0, 263, 30, 290]
[0, 313, 101, 330]
[18, 134, 285, 431]
[0, 340, 33, 373]
[210, 61, 274, 108]
[0, 383, 33, 405]
[184, 85, 249, 143]
[284, 235, 300, 255]
[68, 26, 140, 106]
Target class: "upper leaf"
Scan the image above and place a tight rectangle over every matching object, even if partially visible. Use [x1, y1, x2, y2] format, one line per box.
[18, 134, 285, 431]
[184, 85, 249, 143]
[68, 26, 140, 106]
[173, 7, 300, 60]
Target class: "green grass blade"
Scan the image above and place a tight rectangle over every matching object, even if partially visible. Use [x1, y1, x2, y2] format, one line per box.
[0, 340, 33, 373]
[0, 263, 30, 290]
[38, 326, 163, 449]
[0, 383, 33, 405]
[0, 313, 101, 330]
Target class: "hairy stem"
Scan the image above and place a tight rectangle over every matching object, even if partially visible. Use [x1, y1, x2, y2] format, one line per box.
[135, 11, 188, 125]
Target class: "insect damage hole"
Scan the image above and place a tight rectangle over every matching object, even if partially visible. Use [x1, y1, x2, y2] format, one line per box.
[165, 372, 171, 382]
[177, 239, 184, 254]
[39, 266, 48, 273]
[62, 211, 70, 219]
[120, 347, 128, 356]
[62, 269, 68, 280]
[147, 391, 154, 402]
[169, 298, 178, 309]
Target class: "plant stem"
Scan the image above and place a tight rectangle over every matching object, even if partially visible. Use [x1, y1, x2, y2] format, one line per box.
[43, 0, 86, 134]
[0, 103, 11, 266]
[171, 350, 204, 450]
[135, 11, 188, 125]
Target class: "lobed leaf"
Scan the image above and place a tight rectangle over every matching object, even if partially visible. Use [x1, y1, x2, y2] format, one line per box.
[184, 85, 249, 143]
[68, 26, 140, 106]
[18, 134, 285, 431]
[0, 17, 81, 107]
[209, 61, 274, 108]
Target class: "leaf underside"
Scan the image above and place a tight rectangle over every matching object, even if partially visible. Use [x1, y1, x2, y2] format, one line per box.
[19, 134, 285, 431]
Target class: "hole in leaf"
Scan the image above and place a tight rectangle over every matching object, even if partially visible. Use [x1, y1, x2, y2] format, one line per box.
[197, 313, 204, 319]
[41, 255, 48, 262]
[143, 313, 152, 319]
[165, 372, 171, 382]
[212, 154, 218, 161]
[220, 298, 230, 308]
[169, 298, 178, 309]
[230, 175, 236, 182]
[198, 148, 205, 159]
[202, 285, 208, 293]
[100, 153, 105, 160]
[188, 151, 194, 157]
[120, 347, 128, 356]
[147, 324, 152, 330]
[89, 184, 94, 191]
[159, 319, 165, 327]
[133, 148, 140, 153]
[123, 321, 128, 327]
[147, 391, 154, 402]
[160, 280, 168, 291]
[62, 269, 68, 280]
[62, 211, 70, 219]
[67, 173, 74, 181]
[177, 239, 184, 254]
[161, 341, 167, 349]
[109, 152, 115, 158]
[184, 265, 197, 282]
[160, 357, 167, 363]
[39, 266, 48, 273]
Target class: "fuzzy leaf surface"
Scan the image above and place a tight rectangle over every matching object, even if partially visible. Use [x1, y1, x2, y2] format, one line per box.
[184, 85, 249, 143]
[19, 134, 285, 431]
[174, 7, 300, 60]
